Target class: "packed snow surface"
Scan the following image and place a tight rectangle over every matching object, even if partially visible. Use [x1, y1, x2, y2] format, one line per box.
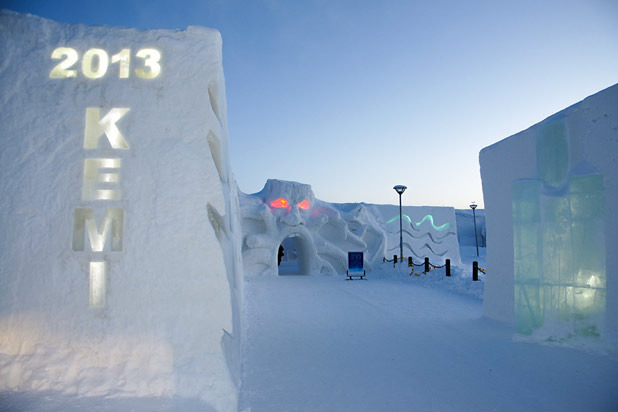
[240, 267, 617, 412]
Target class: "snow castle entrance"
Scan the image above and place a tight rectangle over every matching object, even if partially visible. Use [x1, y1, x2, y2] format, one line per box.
[279, 234, 311, 275]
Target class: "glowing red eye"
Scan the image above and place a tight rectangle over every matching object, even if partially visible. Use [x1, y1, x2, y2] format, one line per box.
[270, 198, 289, 208]
[297, 200, 310, 210]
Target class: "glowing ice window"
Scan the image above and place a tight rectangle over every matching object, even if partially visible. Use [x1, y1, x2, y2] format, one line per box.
[513, 120, 606, 338]
[297, 200, 310, 210]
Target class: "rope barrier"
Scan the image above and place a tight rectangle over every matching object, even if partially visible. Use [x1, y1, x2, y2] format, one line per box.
[381, 256, 486, 278]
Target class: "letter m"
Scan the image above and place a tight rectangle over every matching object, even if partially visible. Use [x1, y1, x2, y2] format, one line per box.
[73, 208, 124, 252]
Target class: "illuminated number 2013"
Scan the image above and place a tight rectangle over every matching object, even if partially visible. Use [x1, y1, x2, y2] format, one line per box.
[50, 47, 161, 79]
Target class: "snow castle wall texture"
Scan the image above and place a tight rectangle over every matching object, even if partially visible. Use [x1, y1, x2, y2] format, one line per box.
[480, 83, 618, 346]
[0, 10, 243, 410]
[240, 179, 460, 275]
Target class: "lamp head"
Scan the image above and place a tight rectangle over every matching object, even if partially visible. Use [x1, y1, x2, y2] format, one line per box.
[470, 202, 477, 210]
[393, 185, 407, 195]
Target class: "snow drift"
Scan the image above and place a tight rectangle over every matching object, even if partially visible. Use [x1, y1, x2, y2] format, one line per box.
[0, 10, 242, 411]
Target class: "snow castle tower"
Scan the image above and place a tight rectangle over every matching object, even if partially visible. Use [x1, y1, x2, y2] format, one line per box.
[480, 84, 618, 347]
[0, 10, 242, 410]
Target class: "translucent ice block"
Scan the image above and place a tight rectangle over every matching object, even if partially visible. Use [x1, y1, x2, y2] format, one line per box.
[512, 179, 543, 335]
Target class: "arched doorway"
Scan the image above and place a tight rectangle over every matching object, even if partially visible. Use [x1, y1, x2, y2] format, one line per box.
[278, 234, 310, 275]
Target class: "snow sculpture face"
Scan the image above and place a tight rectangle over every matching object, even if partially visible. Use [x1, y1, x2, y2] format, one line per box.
[240, 179, 366, 276]
[264, 180, 316, 229]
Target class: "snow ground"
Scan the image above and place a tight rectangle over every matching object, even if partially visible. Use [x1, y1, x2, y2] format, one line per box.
[239, 269, 618, 412]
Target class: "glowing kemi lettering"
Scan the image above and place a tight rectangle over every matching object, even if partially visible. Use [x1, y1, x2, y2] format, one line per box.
[84, 108, 130, 149]
[89, 261, 106, 308]
[73, 208, 124, 252]
[82, 158, 122, 201]
[68, 69, 135, 308]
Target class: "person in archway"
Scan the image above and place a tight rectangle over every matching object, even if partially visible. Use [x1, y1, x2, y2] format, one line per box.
[278, 244, 284, 266]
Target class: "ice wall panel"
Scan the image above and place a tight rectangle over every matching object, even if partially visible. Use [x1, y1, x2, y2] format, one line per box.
[512, 179, 543, 334]
[481, 83, 617, 347]
[512, 121, 606, 339]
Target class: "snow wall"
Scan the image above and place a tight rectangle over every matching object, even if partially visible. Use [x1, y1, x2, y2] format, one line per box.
[480, 83, 618, 346]
[0, 10, 243, 410]
[240, 179, 460, 275]
[456, 209, 486, 248]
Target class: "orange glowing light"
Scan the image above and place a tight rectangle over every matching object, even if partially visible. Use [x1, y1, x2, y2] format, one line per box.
[270, 198, 289, 208]
[297, 200, 310, 210]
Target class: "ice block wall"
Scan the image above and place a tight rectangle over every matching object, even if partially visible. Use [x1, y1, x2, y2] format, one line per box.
[0, 10, 243, 410]
[480, 83, 618, 345]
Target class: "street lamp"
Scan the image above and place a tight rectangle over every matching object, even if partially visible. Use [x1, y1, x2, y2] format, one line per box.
[393, 185, 407, 260]
[470, 201, 479, 257]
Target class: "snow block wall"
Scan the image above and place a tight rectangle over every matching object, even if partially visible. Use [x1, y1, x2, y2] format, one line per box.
[374, 204, 460, 265]
[0, 10, 242, 410]
[480, 83, 618, 346]
[240, 179, 460, 275]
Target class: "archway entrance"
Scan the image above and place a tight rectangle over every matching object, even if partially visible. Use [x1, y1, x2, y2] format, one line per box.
[278, 234, 310, 275]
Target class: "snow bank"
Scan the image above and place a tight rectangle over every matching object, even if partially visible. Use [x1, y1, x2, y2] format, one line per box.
[240, 179, 461, 276]
[480, 83, 618, 348]
[0, 10, 242, 410]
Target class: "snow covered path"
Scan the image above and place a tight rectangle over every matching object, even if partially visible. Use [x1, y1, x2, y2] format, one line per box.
[239, 275, 618, 412]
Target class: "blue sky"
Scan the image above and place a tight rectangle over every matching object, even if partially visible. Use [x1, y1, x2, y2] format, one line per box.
[3, 0, 618, 208]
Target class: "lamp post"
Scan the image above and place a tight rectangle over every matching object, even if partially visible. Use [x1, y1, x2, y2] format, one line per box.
[393, 185, 407, 260]
[470, 202, 479, 257]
